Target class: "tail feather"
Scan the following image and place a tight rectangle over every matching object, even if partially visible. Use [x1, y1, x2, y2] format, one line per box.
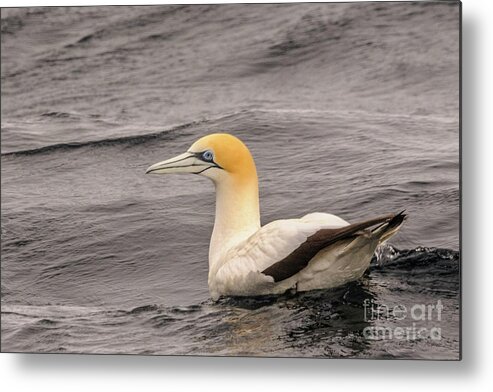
[372, 210, 407, 243]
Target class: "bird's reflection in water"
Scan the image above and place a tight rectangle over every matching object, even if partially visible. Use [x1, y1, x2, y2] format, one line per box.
[193, 278, 376, 357]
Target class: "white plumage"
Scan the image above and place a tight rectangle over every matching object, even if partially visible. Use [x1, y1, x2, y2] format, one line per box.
[209, 212, 396, 300]
[211, 213, 349, 299]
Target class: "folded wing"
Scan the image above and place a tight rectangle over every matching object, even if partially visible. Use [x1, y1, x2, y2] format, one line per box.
[218, 211, 405, 284]
[262, 211, 406, 282]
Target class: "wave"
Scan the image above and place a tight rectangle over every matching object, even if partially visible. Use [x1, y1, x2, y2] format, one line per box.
[0, 244, 459, 356]
[1, 245, 459, 315]
[1, 107, 457, 157]
[372, 244, 459, 267]
[2, 107, 275, 157]
[2, 244, 459, 321]
[1, 118, 202, 157]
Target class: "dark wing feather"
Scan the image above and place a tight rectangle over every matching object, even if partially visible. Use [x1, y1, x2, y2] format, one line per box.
[261, 212, 406, 282]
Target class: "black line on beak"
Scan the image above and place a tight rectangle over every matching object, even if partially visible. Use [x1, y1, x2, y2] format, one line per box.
[194, 166, 213, 175]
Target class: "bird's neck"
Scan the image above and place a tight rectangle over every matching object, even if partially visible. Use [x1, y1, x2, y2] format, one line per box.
[209, 174, 260, 273]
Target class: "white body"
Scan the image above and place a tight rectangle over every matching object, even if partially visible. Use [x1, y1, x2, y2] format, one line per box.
[208, 212, 380, 300]
[146, 134, 403, 300]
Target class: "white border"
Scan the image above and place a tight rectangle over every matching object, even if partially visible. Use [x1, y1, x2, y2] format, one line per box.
[2, 0, 493, 390]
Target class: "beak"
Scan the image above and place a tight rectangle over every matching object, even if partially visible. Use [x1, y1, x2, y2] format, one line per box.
[145, 152, 212, 175]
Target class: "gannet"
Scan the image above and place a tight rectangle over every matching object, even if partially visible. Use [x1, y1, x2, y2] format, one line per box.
[146, 133, 406, 300]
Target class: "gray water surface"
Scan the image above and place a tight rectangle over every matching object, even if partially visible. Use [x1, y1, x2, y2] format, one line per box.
[1, 3, 460, 358]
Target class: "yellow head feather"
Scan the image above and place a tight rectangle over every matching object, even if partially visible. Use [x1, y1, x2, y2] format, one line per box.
[190, 133, 257, 182]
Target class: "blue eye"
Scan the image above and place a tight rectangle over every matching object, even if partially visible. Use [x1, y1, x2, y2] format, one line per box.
[202, 150, 214, 162]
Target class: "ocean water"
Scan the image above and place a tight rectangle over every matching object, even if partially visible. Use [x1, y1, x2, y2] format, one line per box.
[1, 3, 460, 358]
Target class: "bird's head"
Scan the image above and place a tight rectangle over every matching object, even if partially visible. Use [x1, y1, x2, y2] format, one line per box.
[145, 133, 257, 184]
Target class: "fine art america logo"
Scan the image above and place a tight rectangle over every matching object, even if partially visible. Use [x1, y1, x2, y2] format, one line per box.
[362, 299, 443, 341]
